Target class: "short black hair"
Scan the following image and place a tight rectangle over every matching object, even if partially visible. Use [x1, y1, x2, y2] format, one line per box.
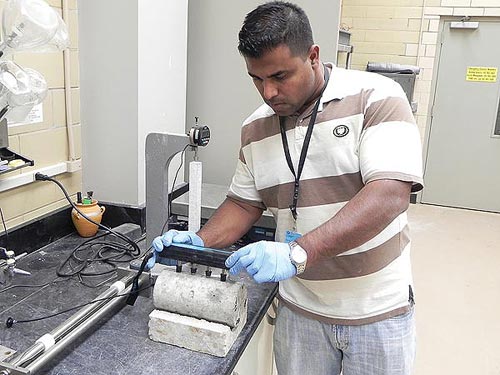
[238, 1, 314, 59]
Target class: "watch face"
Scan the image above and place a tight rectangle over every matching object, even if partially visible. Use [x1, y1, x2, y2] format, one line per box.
[292, 247, 307, 264]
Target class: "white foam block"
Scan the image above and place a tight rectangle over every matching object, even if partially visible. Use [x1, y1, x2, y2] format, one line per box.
[149, 309, 247, 357]
[188, 161, 202, 232]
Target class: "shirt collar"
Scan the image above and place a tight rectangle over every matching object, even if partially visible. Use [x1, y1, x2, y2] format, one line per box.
[300, 63, 344, 117]
[320, 62, 346, 104]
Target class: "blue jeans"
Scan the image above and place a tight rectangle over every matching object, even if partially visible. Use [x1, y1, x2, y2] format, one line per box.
[273, 303, 416, 375]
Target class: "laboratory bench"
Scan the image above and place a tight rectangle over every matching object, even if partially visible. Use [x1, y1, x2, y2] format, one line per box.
[0, 224, 278, 375]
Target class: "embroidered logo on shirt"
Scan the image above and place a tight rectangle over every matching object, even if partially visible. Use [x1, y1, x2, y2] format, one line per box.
[333, 125, 349, 137]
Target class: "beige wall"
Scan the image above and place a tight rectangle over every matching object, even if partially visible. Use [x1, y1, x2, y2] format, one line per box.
[339, 0, 500, 143]
[0, 0, 81, 231]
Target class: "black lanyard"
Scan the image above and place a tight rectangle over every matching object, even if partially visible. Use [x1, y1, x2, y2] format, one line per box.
[279, 65, 330, 221]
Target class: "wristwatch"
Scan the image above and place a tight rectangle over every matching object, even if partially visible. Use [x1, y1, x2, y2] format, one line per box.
[289, 241, 308, 275]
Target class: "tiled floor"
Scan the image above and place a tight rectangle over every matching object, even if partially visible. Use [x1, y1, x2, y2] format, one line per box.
[409, 204, 500, 375]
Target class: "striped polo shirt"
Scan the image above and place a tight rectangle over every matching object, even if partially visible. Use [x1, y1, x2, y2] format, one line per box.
[228, 63, 424, 325]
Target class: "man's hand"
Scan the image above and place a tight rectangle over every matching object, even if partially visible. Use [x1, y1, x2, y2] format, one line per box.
[146, 230, 204, 269]
[225, 241, 296, 283]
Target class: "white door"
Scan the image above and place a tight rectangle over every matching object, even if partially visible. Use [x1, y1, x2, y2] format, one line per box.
[422, 20, 500, 213]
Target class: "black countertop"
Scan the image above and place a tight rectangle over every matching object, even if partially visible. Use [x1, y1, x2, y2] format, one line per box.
[0, 224, 278, 375]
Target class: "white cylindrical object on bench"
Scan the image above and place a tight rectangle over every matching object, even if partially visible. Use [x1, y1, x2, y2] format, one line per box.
[188, 161, 202, 233]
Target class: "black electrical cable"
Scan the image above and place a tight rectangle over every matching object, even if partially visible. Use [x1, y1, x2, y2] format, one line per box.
[34, 144, 189, 306]
[0, 278, 65, 294]
[34, 173, 143, 285]
[166, 144, 190, 231]
[128, 145, 191, 305]
[35, 174, 141, 254]
[126, 252, 153, 305]
[2, 176, 155, 328]
[56, 233, 142, 279]
[5, 283, 153, 328]
[0, 206, 8, 247]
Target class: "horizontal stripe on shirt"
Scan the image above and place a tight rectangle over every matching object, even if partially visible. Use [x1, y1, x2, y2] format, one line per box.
[299, 225, 410, 280]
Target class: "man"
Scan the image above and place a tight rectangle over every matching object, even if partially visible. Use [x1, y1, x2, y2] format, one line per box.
[149, 2, 423, 374]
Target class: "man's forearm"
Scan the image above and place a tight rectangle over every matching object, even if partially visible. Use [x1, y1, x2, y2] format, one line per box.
[297, 179, 412, 266]
[198, 198, 263, 248]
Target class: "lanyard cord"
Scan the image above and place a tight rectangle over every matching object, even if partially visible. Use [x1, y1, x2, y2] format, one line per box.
[279, 64, 330, 221]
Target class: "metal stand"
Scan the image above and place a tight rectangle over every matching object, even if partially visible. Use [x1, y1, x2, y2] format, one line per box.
[145, 133, 193, 250]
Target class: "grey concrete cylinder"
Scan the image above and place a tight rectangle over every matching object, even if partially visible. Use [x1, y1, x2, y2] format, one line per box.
[153, 270, 247, 328]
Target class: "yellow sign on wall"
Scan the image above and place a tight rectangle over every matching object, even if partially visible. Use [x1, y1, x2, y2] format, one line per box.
[466, 67, 498, 82]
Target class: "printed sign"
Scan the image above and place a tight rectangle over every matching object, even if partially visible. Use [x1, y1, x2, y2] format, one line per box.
[466, 67, 498, 82]
[7, 103, 44, 126]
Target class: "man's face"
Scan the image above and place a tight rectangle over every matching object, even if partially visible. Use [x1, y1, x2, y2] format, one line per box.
[245, 44, 320, 116]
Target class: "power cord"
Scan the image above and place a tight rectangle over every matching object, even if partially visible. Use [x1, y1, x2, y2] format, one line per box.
[128, 144, 190, 305]
[126, 252, 153, 305]
[55, 232, 145, 282]
[34, 173, 142, 286]
[0, 277, 66, 294]
[168, 144, 189, 225]
[0, 206, 8, 248]
[28, 146, 189, 306]
[2, 175, 154, 328]
[5, 283, 153, 328]
[35, 173, 141, 253]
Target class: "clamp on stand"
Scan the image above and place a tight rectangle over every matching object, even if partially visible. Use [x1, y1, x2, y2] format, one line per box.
[0, 248, 30, 285]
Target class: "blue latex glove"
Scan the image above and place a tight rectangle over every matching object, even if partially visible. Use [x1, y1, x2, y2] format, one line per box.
[146, 230, 204, 269]
[225, 241, 297, 283]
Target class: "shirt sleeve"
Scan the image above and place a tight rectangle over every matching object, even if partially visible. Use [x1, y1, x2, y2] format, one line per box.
[359, 79, 424, 192]
[227, 149, 267, 210]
